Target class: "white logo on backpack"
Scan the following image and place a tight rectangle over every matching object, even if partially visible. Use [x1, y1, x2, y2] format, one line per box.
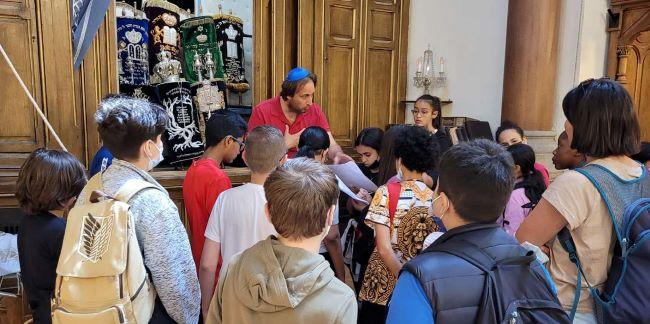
[78, 213, 113, 263]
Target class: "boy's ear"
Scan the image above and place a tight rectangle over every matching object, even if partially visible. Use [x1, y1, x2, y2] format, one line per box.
[264, 203, 272, 224]
[326, 205, 335, 227]
[279, 154, 288, 165]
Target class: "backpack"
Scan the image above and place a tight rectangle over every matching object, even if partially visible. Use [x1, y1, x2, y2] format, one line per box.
[52, 174, 157, 324]
[557, 164, 650, 323]
[428, 237, 571, 324]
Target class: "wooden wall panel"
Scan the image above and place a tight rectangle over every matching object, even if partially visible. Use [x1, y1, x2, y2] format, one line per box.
[75, 2, 118, 166]
[318, 0, 361, 148]
[326, 47, 357, 142]
[359, 0, 403, 128]
[253, 0, 298, 105]
[37, 0, 84, 157]
[364, 49, 394, 127]
[0, 0, 43, 164]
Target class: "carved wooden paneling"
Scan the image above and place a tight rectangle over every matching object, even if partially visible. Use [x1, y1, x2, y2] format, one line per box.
[608, 2, 650, 141]
[0, 0, 43, 167]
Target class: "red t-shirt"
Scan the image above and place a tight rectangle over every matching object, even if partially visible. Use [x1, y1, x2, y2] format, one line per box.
[182, 159, 231, 271]
[247, 96, 331, 157]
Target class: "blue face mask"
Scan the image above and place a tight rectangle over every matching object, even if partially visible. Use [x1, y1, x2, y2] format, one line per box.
[147, 141, 164, 171]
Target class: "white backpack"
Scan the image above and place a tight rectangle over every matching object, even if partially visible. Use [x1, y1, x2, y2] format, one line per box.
[52, 174, 156, 323]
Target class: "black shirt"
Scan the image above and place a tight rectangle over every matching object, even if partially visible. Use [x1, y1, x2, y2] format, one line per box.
[432, 129, 452, 153]
[17, 212, 66, 324]
[358, 163, 380, 186]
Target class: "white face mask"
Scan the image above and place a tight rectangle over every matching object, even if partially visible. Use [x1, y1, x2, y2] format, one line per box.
[431, 193, 448, 220]
[396, 159, 404, 181]
[147, 140, 164, 170]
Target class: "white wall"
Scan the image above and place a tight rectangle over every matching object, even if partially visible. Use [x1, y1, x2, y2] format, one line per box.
[553, 0, 609, 134]
[406, 0, 609, 136]
[406, 0, 509, 132]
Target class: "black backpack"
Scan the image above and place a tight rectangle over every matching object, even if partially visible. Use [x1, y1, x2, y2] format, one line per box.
[557, 164, 650, 323]
[429, 239, 570, 324]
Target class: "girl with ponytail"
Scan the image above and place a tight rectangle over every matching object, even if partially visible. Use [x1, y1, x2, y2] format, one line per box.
[295, 126, 331, 162]
[295, 126, 346, 282]
[498, 143, 547, 236]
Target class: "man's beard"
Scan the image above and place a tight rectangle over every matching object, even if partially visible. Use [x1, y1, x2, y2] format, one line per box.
[288, 100, 309, 114]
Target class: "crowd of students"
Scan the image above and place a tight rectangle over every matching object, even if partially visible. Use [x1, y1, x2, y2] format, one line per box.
[13, 75, 650, 324]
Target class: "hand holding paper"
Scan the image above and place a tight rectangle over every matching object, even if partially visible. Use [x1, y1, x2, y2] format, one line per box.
[337, 177, 370, 205]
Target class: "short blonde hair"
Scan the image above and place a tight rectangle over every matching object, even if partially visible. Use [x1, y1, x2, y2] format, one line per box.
[245, 126, 286, 173]
[264, 158, 339, 240]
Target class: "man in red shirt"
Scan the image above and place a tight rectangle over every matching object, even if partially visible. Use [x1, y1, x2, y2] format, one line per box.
[248, 67, 351, 162]
[183, 110, 247, 271]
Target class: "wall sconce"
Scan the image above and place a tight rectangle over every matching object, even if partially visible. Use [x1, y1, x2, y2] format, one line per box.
[414, 45, 447, 94]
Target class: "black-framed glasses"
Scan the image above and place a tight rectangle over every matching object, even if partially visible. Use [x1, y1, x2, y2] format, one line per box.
[231, 136, 245, 153]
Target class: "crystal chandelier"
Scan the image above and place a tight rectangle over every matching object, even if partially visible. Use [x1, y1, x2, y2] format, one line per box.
[414, 45, 447, 94]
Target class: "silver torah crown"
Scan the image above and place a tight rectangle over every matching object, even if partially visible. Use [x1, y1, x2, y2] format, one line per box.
[154, 50, 182, 83]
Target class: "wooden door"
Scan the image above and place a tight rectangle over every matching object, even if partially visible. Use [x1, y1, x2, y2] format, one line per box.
[608, 1, 650, 141]
[0, 0, 44, 169]
[315, 0, 362, 148]
[360, 0, 408, 128]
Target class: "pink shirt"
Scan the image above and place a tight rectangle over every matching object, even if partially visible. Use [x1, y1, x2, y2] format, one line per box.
[497, 184, 531, 237]
[535, 162, 550, 187]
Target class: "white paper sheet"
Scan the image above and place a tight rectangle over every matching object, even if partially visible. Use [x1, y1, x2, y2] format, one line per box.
[328, 161, 378, 192]
[337, 177, 369, 205]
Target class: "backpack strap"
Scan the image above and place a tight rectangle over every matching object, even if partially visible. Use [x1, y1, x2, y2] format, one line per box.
[574, 164, 649, 243]
[427, 239, 496, 272]
[387, 182, 401, 232]
[115, 179, 158, 204]
[557, 227, 585, 320]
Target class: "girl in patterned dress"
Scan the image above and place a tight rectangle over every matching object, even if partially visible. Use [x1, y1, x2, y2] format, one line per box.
[358, 126, 442, 323]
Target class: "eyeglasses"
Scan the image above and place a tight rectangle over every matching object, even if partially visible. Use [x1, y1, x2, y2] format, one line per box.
[411, 109, 431, 116]
[231, 136, 245, 153]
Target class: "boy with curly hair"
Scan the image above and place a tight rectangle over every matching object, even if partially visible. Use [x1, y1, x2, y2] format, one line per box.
[358, 125, 441, 323]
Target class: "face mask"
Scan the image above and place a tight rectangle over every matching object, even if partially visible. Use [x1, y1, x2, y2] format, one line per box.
[431, 193, 448, 220]
[368, 159, 380, 170]
[396, 159, 404, 180]
[147, 140, 164, 170]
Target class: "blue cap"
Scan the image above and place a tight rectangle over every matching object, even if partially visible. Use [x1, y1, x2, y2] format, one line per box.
[285, 67, 310, 82]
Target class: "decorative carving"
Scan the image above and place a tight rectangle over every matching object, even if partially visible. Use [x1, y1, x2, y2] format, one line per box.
[616, 45, 630, 83]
